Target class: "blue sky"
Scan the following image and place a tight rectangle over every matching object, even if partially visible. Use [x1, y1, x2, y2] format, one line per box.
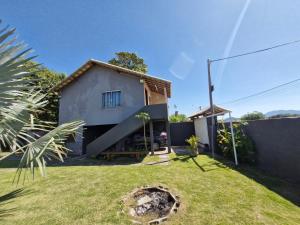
[2, 0, 300, 117]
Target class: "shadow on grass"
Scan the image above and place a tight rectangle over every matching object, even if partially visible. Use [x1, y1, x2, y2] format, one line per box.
[0, 154, 147, 168]
[0, 188, 31, 219]
[50, 155, 147, 167]
[191, 157, 228, 172]
[236, 165, 300, 207]
[173, 149, 300, 206]
[206, 154, 300, 207]
[172, 150, 227, 172]
[0, 154, 22, 169]
[0, 159, 19, 169]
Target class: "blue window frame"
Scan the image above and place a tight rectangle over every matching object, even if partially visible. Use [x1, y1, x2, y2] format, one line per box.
[102, 90, 121, 108]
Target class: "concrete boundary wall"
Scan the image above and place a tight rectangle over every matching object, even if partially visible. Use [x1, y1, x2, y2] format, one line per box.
[243, 118, 300, 184]
[170, 122, 195, 146]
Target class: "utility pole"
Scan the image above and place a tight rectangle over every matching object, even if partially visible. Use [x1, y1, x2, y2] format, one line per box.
[207, 59, 215, 158]
[204, 40, 300, 161]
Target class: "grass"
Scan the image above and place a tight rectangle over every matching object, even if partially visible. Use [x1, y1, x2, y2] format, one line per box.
[0, 153, 299, 225]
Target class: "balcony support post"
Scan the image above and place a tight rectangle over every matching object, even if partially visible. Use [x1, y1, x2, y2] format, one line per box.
[166, 120, 171, 153]
[149, 120, 154, 155]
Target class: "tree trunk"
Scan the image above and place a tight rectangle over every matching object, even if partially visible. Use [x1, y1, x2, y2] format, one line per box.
[143, 120, 148, 152]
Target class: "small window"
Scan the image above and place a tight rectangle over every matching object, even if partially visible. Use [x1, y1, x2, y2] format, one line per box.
[102, 91, 121, 108]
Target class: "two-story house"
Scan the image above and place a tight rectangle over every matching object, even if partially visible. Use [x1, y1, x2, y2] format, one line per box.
[55, 59, 171, 156]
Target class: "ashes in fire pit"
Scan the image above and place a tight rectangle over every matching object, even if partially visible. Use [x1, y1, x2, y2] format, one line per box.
[124, 186, 180, 224]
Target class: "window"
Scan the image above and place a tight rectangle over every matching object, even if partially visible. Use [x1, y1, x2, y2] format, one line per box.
[102, 90, 121, 108]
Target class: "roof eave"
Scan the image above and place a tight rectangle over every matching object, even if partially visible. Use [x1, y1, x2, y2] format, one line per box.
[53, 59, 171, 98]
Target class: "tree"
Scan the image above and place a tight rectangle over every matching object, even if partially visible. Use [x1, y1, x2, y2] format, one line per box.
[135, 112, 151, 154]
[241, 111, 265, 121]
[217, 122, 256, 164]
[108, 52, 148, 73]
[25, 61, 66, 123]
[0, 22, 84, 183]
[169, 113, 188, 123]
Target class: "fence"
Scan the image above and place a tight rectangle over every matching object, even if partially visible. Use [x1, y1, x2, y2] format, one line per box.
[219, 118, 300, 184]
[170, 122, 195, 146]
[242, 117, 300, 184]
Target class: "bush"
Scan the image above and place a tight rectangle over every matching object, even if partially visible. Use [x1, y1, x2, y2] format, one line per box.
[217, 122, 256, 164]
[186, 135, 200, 156]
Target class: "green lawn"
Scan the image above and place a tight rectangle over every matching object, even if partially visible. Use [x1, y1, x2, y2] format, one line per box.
[0, 153, 299, 225]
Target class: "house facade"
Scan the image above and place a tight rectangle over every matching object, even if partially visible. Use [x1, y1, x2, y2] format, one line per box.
[55, 59, 171, 156]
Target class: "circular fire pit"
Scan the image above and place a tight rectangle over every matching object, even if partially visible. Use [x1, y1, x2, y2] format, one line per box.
[123, 186, 180, 224]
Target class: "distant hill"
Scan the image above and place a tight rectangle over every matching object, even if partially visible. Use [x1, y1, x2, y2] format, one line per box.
[265, 110, 300, 118]
[222, 117, 240, 122]
[218, 110, 300, 122]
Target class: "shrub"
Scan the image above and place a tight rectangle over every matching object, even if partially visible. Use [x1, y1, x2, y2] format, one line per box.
[217, 122, 256, 164]
[186, 135, 200, 156]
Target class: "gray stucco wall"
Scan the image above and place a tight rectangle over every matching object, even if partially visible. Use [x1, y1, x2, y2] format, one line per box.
[59, 66, 145, 125]
[59, 65, 145, 154]
[244, 118, 300, 184]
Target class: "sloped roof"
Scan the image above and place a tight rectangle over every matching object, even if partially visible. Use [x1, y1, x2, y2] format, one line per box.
[189, 105, 231, 119]
[54, 59, 171, 97]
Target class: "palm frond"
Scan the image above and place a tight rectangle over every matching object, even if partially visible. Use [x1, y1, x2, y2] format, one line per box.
[13, 120, 84, 183]
[0, 22, 84, 183]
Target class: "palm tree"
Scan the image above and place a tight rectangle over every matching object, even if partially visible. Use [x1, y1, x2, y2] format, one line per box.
[0, 22, 84, 183]
[135, 112, 151, 154]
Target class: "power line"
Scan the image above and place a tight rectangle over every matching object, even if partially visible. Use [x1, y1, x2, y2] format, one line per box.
[219, 77, 300, 105]
[206, 39, 300, 158]
[211, 39, 300, 63]
[210, 39, 300, 105]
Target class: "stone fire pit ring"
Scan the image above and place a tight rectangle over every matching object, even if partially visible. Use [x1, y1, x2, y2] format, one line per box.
[122, 185, 180, 225]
